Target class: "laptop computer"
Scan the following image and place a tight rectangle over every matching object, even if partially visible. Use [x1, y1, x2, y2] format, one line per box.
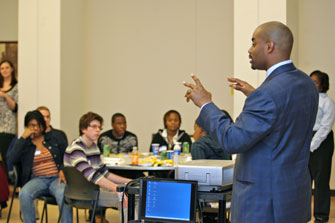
[138, 178, 197, 223]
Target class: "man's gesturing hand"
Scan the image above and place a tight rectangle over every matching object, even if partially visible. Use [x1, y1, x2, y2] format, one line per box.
[228, 77, 255, 96]
[183, 74, 212, 108]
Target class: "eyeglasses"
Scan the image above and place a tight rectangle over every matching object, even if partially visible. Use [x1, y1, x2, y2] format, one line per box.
[88, 125, 103, 131]
[27, 123, 40, 129]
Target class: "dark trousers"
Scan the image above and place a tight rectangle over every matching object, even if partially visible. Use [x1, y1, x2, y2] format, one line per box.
[309, 131, 334, 221]
[0, 133, 15, 179]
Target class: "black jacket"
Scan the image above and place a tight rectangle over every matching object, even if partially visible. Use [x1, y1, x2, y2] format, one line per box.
[150, 129, 192, 152]
[8, 131, 68, 187]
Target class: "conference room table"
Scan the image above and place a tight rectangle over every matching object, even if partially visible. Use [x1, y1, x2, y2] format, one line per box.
[104, 155, 232, 223]
[103, 154, 178, 220]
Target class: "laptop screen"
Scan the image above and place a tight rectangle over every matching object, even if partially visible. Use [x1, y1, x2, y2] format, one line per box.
[139, 178, 197, 223]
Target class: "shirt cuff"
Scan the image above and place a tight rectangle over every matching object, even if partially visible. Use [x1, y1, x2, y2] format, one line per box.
[200, 102, 211, 111]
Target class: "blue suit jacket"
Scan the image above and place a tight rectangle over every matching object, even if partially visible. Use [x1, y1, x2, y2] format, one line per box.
[197, 63, 318, 223]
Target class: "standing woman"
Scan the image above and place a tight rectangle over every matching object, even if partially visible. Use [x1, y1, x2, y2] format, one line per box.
[309, 70, 335, 223]
[0, 60, 18, 179]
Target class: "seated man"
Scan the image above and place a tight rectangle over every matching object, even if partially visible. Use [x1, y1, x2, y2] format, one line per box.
[37, 106, 68, 144]
[8, 110, 72, 223]
[64, 112, 131, 223]
[98, 113, 137, 154]
[191, 110, 232, 160]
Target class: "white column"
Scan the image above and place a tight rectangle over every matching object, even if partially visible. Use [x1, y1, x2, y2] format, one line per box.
[233, 0, 287, 118]
[18, 0, 61, 134]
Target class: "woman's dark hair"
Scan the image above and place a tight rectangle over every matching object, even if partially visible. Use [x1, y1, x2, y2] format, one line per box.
[79, 112, 104, 135]
[163, 110, 181, 129]
[0, 60, 17, 88]
[24, 110, 47, 134]
[310, 70, 329, 93]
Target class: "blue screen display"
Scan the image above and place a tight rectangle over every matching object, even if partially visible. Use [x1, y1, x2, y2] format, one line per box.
[144, 181, 192, 220]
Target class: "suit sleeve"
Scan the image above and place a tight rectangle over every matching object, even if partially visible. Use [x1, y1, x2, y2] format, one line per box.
[197, 90, 277, 154]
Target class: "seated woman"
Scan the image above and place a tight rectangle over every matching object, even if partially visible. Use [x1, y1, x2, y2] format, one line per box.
[191, 110, 232, 160]
[7, 110, 72, 223]
[150, 110, 192, 152]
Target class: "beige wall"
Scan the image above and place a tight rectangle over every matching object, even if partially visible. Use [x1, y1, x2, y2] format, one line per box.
[233, 0, 287, 119]
[297, 0, 335, 190]
[60, 0, 84, 141]
[18, 0, 62, 136]
[81, 0, 233, 149]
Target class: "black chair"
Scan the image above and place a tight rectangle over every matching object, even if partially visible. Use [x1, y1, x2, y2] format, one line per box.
[39, 195, 58, 223]
[6, 165, 58, 223]
[6, 165, 19, 223]
[58, 167, 106, 223]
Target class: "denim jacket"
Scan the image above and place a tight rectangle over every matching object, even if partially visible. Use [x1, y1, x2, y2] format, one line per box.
[8, 131, 68, 187]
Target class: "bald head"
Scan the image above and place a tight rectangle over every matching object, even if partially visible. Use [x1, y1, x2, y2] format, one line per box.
[255, 21, 293, 59]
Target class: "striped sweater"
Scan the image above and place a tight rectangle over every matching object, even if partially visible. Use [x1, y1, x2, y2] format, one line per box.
[64, 137, 110, 183]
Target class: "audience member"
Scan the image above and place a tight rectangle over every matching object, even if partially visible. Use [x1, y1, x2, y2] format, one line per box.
[64, 112, 131, 223]
[150, 110, 192, 152]
[191, 110, 232, 160]
[7, 110, 72, 223]
[0, 60, 18, 180]
[98, 113, 137, 154]
[0, 154, 9, 211]
[37, 106, 68, 143]
[309, 70, 335, 223]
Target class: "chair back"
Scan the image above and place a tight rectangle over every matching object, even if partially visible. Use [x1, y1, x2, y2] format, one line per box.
[62, 166, 100, 201]
[6, 165, 21, 223]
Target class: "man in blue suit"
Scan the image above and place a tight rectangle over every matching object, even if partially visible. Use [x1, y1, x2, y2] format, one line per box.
[183, 21, 319, 223]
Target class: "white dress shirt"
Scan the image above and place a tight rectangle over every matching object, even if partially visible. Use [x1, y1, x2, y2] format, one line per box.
[310, 93, 335, 152]
[266, 60, 292, 79]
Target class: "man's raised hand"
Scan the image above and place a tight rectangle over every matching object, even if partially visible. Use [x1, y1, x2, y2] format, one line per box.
[183, 74, 212, 108]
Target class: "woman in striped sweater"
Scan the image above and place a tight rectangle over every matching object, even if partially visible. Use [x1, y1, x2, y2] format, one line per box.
[8, 110, 72, 223]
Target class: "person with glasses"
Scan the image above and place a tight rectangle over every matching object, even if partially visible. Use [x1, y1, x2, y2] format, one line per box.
[64, 112, 131, 223]
[7, 110, 73, 223]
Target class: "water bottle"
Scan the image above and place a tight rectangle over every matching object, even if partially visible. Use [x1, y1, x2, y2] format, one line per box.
[173, 142, 181, 166]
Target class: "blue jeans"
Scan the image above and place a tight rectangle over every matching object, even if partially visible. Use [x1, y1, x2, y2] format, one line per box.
[19, 176, 73, 223]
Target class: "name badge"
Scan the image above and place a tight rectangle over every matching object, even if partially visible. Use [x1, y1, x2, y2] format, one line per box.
[35, 150, 41, 155]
